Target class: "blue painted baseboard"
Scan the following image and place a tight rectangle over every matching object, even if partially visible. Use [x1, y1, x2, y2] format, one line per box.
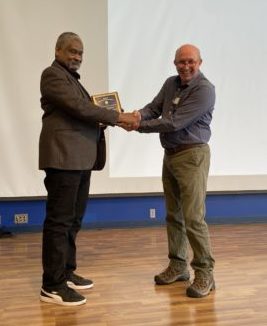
[0, 193, 267, 233]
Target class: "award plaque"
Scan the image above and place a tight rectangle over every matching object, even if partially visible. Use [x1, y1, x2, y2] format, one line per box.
[92, 91, 122, 112]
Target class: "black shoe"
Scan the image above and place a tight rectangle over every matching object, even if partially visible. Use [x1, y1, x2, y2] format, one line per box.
[40, 285, 86, 306]
[0, 227, 13, 238]
[67, 273, 94, 290]
[154, 265, 190, 285]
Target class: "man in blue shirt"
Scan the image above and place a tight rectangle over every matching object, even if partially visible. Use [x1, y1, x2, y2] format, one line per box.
[123, 44, 215, 298]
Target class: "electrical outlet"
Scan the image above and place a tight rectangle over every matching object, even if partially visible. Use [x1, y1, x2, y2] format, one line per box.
[14, 214, 28, 224]
[149, 208, 156, 219]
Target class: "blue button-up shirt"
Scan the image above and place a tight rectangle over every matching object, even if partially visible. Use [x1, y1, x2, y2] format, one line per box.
[138, 72, 215, 149]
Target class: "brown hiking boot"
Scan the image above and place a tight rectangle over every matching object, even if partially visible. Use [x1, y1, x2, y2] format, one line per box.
[186, 272, 215, 298]
[154, 265, 190, 285]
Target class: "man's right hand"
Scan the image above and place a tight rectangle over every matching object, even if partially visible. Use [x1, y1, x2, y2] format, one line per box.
[117, 111, 141, 130]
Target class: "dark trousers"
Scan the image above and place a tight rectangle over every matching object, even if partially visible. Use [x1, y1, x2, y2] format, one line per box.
[42, 169, 91, 289]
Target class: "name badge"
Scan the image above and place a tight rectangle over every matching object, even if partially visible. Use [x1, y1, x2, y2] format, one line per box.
[172, 97, 180, 105]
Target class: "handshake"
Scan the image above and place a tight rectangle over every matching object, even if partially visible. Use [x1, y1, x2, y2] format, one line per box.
[117, 110, 141, 131]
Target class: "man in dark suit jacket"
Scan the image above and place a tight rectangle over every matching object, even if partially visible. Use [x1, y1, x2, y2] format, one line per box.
[39, 32, 139, 306]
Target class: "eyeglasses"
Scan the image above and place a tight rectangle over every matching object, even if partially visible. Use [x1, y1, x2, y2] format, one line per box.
[174, 59, 198, 67]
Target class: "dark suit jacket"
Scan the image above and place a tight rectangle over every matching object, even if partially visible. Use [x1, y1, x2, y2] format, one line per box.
[39, 60, 119, 170]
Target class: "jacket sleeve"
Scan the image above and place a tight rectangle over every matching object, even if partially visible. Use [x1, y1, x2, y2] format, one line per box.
[40, 66, 119, 126]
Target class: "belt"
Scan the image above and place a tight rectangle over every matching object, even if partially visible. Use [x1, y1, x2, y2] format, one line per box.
[165, 143, 204, 155]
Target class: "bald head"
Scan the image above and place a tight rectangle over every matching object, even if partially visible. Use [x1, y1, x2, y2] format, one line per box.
[174, 44, 202, 84]
[175, 44, 202, 61]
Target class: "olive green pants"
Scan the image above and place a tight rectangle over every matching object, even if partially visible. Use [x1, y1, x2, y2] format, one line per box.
[162, 144, 215, 275]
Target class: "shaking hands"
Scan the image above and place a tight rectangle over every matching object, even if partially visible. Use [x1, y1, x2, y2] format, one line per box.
[117, 110, 141, 131]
